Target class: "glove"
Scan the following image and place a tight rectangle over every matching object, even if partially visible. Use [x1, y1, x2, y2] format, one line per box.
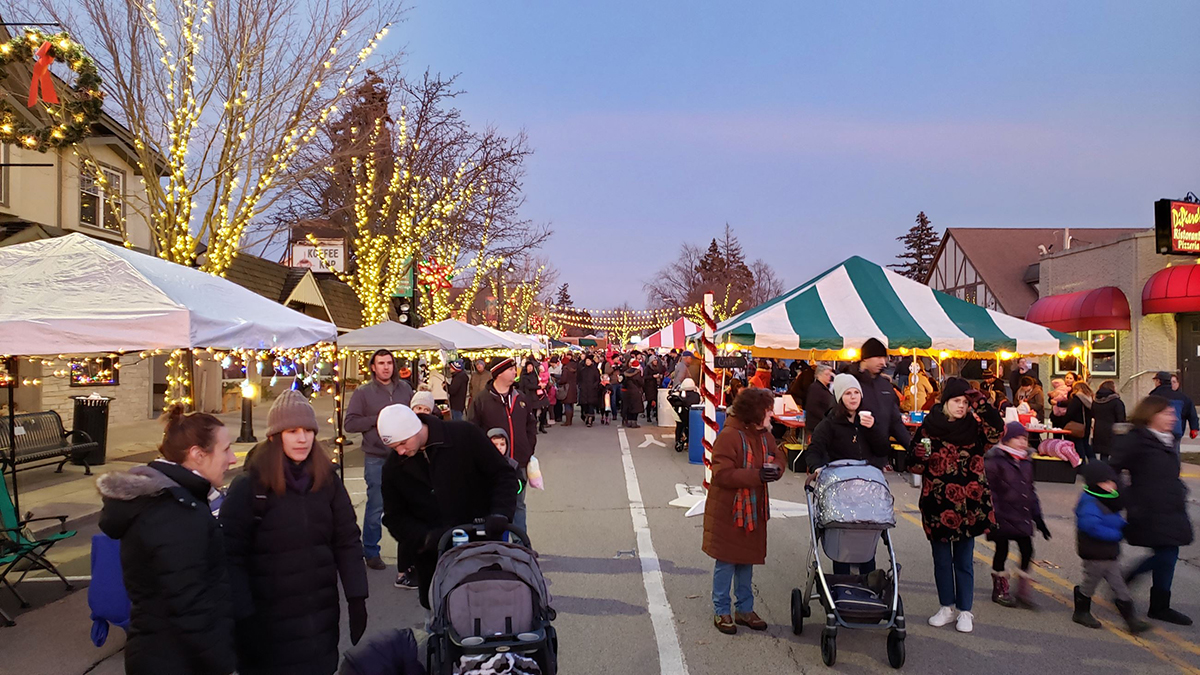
[348, 597, 368, 645]
[1035, 517, 1051, 540]
[966, 389, 986, 407]
[759, 465, 782, 483]
[1191, 430, 1197, 440]
[484, 514, 510, 540]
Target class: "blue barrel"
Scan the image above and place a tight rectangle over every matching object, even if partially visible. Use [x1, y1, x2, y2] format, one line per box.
[688, 405, 726, 465]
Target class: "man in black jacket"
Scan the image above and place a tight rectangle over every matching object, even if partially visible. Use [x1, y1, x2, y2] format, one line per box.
[470, 356, 538, 533]
[446, 359, 469, 421]
[851, 338, 912, 463]
[377, 405, 518, 609]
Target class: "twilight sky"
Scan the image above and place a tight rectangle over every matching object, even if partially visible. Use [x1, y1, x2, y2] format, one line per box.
[396, 1, 1200, 308]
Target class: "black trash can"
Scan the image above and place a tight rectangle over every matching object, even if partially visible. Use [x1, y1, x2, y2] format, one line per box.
[72, 396, 112, 466]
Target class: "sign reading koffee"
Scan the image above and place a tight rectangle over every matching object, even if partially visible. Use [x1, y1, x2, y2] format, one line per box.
[1155, 199, 1200, 255]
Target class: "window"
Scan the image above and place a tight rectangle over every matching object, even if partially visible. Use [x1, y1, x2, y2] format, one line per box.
[80, 164, 124, 232]
[70, 357, 120, 387]
[1054, 330, 1118, 377]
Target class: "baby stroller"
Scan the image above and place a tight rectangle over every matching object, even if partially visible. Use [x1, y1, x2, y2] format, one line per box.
[792, 460, 905, 668]
[666, 386, 700, 453]
[426, 522, 558, 675]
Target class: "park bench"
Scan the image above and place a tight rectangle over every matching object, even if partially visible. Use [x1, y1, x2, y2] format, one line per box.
[0, 411, 97, 476]
[0, 469, 76, 626]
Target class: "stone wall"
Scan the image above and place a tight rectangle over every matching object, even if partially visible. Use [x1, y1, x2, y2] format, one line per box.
[1039, 230, 1191, 402]
[39, 354, 153, 428]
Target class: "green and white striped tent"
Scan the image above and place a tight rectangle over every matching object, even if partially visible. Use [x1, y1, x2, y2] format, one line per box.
[716, 256, 1083, 358]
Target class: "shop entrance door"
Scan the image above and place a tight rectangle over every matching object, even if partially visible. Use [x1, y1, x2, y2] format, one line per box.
[1176, 313, 1200, 402]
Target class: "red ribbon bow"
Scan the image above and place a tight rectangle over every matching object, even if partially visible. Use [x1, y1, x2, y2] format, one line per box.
[28, 41, 60, 108]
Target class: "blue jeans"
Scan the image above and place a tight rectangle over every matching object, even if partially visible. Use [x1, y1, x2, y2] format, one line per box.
[712, 560, 754, 615]
[450, 409, 464, 421]
[931, 538, 975, 611]
[1129, 546, 1180, 593]
[362, 454, 386, 559]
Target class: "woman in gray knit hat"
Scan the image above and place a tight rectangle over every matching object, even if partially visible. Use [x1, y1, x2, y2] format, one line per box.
[219, 389, 369, 675]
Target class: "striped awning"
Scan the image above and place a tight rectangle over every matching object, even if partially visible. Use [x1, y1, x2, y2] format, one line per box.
[643, 317, 698, 350]
[716, 256, 1083, 357]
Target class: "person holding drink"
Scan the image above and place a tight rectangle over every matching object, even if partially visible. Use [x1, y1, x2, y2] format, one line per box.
[806, 373, 888, 472]
[703, 387, 783, 635]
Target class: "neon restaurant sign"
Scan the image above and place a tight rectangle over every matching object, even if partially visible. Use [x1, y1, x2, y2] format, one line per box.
[1156, 198, 1200, 255]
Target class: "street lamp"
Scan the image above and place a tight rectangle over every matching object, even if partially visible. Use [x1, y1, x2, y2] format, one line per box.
[236, 379, 257, 443]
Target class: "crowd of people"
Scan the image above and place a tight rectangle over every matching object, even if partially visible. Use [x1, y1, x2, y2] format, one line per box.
[90, 338, 1198, 672]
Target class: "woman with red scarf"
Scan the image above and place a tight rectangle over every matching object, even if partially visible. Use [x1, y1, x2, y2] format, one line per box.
[702, 387, 782, 635]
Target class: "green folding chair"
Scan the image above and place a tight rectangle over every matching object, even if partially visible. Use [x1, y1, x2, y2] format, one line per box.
[0, 470, 76, 626]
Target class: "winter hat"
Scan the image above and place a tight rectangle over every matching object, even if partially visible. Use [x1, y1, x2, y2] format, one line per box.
[832, 373, 861, 403]
[377, 404, 423, 445]
[487, 357, 515, 377]
[1001, 421, 1028, 443]
[410, 391, 436, 412]
[940, 376, 971, 403]
[1155, 371, 1173, 385]
[1081, 461, 1118, 491]
[266, 389, 320, 437]
[486, 427, 509, 443]
[680, 378, 697, 391]
[681, 350, 694, 358]
[860, 337, 887, 360]
[450, 359, 464, 371]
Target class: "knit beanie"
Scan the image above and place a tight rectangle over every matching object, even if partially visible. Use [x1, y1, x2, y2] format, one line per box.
[1001, 421, 1028, 443]
[410, 391, 436, 411]
[860, 337, 887, 360]
[940, 376, 971, 403]
[266, 389, 320, 437]
[377, 404, 423, 445]
[1081, 461, 1118, 491]
[488, 357, 515, 377]
[832, 373, 861, 403]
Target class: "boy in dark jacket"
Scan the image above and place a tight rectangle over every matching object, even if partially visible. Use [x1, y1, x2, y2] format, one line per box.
[1072, 462, 1150, 633]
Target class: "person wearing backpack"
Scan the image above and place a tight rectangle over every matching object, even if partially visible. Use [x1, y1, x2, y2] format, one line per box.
[220, 390, 369, 675]
[97, 405, 238, 675]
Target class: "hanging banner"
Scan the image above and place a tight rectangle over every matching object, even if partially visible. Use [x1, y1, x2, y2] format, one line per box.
[1155, 199, 1200, 255]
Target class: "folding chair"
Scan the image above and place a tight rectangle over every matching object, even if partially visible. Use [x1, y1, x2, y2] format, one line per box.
[0, 470, 76, 626]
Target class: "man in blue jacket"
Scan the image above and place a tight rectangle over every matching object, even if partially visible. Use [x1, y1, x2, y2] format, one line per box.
[1149, 371, 1198, 451]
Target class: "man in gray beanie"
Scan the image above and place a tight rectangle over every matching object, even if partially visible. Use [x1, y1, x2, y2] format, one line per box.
[851, 337, 912, 463]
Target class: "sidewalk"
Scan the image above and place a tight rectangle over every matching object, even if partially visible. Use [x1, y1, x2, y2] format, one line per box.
[11, 398, 341, 538]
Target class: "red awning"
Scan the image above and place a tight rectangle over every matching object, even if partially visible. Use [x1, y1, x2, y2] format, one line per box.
[1143, 264, 1200, 314]
[1025, 286, 1131, 332]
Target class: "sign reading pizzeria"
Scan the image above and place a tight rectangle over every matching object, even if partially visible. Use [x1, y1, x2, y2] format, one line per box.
[1155, 198, 1200, 255]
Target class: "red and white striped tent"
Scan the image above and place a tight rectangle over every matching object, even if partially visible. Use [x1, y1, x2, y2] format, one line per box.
[642, 317, 699, 350]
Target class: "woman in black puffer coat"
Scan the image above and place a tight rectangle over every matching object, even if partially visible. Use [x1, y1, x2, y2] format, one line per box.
[97, 406, 238, 675]
[577, 355, 602, 426]
[220, 391, 369, 675]
[622, 364, 645, 427]
[1111, 395, 1195, 626]
[1090, 380, 1126, 461]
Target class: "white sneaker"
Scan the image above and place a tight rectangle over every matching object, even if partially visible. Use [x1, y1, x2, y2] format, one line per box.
[956, 611, 974, 633]
[928, 606, 957, 627]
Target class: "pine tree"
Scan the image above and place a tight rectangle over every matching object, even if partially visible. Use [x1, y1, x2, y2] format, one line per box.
[554, 283, 574, 307]
[890, 211, 941, 281]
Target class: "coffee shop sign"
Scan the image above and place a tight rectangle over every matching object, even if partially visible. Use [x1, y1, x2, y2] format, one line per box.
[1155, 199, 1200, 255]
[290, 238, 345, 273]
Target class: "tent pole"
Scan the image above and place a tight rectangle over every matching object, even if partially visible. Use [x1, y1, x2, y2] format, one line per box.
[334, 344, 345, 483]
[7, 359, 18, 518]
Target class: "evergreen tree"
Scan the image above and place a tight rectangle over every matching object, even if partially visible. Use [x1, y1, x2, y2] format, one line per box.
[554, 283, 574, 307]
[890, 211, 941, 281]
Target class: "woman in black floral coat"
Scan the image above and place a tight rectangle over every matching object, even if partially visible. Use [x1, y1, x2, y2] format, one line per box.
[908, 377, 1003, 635]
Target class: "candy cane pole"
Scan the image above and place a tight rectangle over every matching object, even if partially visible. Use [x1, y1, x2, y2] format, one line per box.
[701, 291, 719, 489]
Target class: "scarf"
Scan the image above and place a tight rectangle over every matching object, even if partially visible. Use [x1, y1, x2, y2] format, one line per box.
[995, 442, 1028, 460]
[1150, 428, 1175, 448]
[920, 405, 981, 447]
[732, 430, 768, 532]
[285, 459, 313, 494]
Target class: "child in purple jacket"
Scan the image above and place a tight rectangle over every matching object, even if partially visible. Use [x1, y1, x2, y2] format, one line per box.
[983, 422, 1050, 609]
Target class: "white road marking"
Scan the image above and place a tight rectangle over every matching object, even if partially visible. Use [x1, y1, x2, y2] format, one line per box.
[618, 428, 689, 675]
[638, 434, 667, 448]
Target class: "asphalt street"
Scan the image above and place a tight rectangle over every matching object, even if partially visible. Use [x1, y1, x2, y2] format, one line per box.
[4, 420, 1200, 675]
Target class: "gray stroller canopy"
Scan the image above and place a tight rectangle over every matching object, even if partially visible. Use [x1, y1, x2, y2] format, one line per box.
[814, 460, 895, 529]
[430, 541, 554, 620]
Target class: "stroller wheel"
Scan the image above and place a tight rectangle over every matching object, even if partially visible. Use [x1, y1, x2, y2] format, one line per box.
[887, 630, 906, 669]
[821, 631, 837, 667]
[790, 588, 804, 635]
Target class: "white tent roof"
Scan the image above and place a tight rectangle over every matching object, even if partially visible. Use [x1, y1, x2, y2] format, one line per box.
[337, 321, 456, 352]
[475, 325, 545, 351]
[0, 233, 338, 354]
[422, 319, 520, 350]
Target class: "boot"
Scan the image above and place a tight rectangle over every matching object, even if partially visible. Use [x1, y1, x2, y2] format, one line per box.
[1014, 571, 1038, 610]
[1115, 598, 1151, 634]
[1148, 588, 1193, 625]
[991, 572, 1017, 607]
[1072, 587, 1101, 629]
[586, 414, 594, 427]
[564, 408, 574, 426]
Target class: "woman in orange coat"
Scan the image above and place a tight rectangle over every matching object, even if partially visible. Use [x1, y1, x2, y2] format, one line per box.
[702, 387, 782, 635]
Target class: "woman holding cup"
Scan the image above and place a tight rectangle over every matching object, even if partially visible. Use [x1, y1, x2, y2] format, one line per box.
[806, 373, 888, 472]
[702, 387, 782, 635]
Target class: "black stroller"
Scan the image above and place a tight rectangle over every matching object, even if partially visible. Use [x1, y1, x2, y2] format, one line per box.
[426, 522, 558, 675]
[667, 386, 700, 453]
[792, 460, 906, 668]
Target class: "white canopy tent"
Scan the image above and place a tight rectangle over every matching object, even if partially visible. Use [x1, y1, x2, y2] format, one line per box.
[422, 319, 521, 350]
[336, 321, 456, 352]
[0, 234, 338, 354]
[475, 325, 545, 351]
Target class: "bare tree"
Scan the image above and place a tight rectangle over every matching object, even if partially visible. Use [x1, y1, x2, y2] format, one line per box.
[748, 259, 786, 306]
[643, 225, 784, 315]
[643, 242, 704, 310]
[40, 0, 404, 273]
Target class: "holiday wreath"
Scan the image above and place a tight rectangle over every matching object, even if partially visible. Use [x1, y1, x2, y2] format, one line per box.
[0, 30, 103, 151]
